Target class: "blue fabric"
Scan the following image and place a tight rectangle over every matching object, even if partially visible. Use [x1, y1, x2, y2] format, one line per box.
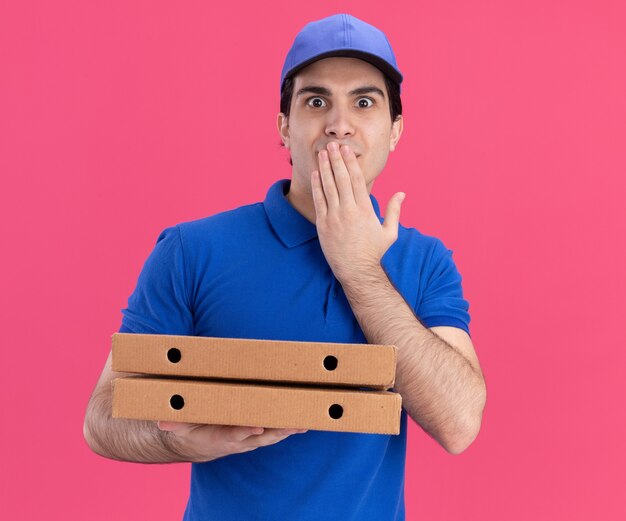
[280, 14, 403, 92]
[120, 179, 470, 520]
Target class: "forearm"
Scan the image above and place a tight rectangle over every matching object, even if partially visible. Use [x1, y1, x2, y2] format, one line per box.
[341, 265, 486, 453]
[83, 384, 192, 464]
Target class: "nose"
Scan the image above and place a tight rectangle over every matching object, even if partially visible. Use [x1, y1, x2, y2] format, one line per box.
[324, 105, 355, 139]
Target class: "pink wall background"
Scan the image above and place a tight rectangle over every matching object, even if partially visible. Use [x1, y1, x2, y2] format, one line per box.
[1, 1, 624, 519]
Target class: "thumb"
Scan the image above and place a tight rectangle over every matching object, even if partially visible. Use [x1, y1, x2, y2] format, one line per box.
[382, 192, 405, 235]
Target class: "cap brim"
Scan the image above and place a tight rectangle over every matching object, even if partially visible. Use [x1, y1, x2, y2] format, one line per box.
[282, 50, 403, 91]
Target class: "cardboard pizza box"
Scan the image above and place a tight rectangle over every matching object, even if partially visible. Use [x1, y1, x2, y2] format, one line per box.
[112, 333, 396, 390]
[112, 377, 402, 435]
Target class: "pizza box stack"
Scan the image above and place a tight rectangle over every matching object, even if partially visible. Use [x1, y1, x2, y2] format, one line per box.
[111, 333, 402, 435]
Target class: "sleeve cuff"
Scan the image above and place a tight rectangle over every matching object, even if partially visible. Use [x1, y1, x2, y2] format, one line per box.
[420, 316, 471, 337]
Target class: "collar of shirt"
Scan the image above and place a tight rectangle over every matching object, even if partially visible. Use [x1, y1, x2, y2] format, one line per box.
[263, 179, 383, 249]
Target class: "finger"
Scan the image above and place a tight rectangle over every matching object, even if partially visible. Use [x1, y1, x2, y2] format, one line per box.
[311, 170, 328, 219]
[268, 427, 308, 438]
[382, 192, 405, 239]
[226, 425, 265, 442]
[326, 142, 355, 205]
[318, 150, 339, 209]
[244, 428, 305, 448]
[277, 428, 307, 435]
[157, 421, 188, 432]
[340, 145, 369, 206]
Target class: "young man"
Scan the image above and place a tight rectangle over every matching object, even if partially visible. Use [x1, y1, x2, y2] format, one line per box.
[84, 14, 486, 520]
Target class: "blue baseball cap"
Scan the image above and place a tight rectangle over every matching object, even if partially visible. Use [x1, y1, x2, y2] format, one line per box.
[280, 14, 403, 93]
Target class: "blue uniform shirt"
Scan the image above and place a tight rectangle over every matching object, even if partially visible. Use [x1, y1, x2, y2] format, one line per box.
[120, 179, 470, 520]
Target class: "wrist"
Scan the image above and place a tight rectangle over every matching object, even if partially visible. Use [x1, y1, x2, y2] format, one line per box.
[158, 427, 206, 463]
[337, 261, 386, 289]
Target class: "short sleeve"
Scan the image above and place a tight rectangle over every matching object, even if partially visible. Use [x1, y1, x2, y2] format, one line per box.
[119, 225, 194, 335]
[417, 240, 471, 336]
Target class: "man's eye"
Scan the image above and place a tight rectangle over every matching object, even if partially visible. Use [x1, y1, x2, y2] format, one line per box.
[307, 97, 326, 108]
[357, 98, 374, 108]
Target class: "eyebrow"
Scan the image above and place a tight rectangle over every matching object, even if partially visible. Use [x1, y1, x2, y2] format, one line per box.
[295, 85, 386, 99]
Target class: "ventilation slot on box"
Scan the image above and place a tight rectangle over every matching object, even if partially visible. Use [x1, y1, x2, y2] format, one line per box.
[167, 348, 182, 363]
[328, 404, 343, 419]
[323, 355, 338, 371]
[170, 394, 185, 410]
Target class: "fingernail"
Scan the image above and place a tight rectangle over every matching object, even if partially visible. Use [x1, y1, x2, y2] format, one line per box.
[328, 142, 338, 152]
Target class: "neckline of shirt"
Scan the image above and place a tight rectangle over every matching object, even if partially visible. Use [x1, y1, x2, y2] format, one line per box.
[263, 179, 382, 249]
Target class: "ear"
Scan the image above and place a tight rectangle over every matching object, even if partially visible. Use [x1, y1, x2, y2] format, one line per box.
[389, 115, 403, 152]
[277, 113, 290, 149]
